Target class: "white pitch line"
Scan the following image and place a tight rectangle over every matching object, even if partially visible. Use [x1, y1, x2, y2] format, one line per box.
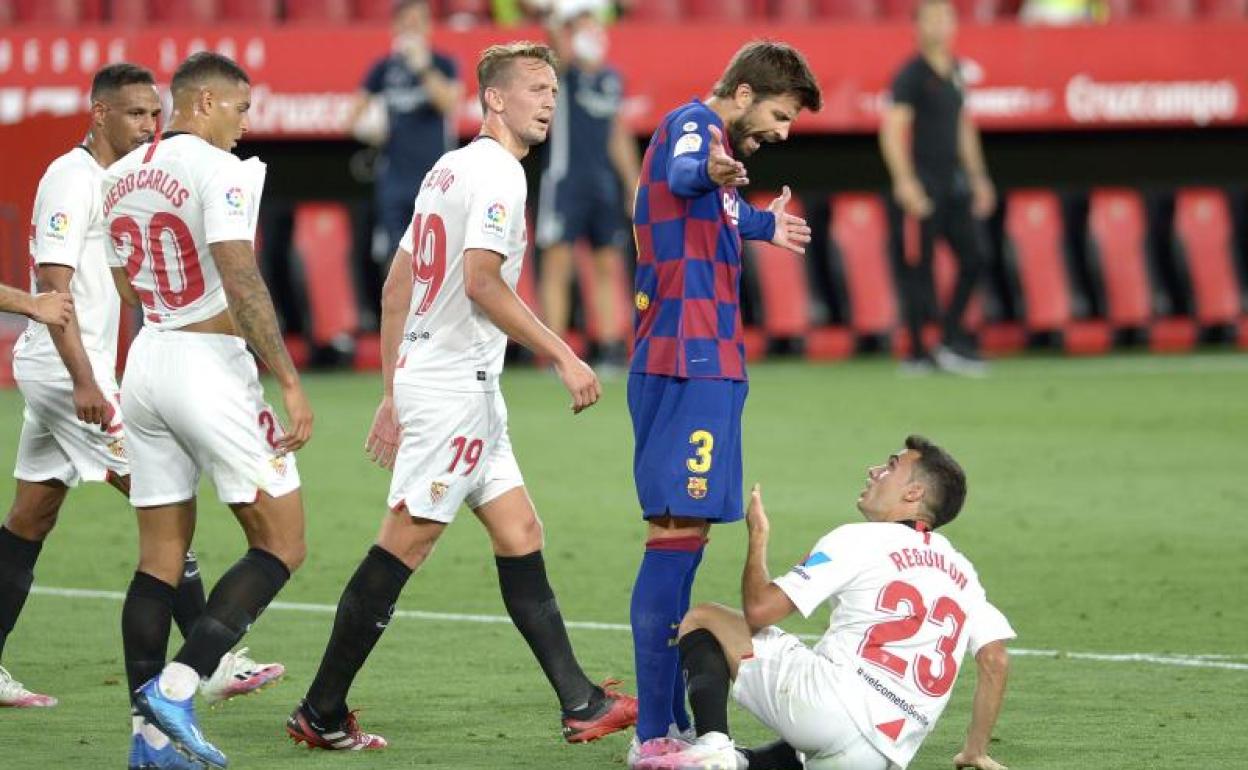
[31, 585, 1248, 672]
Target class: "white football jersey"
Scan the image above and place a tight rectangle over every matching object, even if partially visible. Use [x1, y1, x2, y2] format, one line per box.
[393, 137, 527, 392]
[773, 521, 1015, 768]
[13, 147, 119, 381]
[103, 133, 264, 330]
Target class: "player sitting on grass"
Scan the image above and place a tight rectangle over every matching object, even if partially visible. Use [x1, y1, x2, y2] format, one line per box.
[637, 436, 1012, 770]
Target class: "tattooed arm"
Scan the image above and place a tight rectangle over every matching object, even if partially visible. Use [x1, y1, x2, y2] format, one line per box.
[212, 239, 313, 452]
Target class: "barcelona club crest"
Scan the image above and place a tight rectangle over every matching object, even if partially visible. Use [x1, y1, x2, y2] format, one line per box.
[430, 481, 449, 505]
[687, 476, 708, 500]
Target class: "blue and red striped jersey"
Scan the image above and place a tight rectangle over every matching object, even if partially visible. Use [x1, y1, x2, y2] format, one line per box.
[629, 100, 776, 381]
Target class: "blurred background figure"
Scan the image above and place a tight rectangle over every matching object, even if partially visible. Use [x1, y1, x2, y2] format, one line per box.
[536, 0, 640, 373]
[881, 0, 995, 376]
[348, 0, 462, 329]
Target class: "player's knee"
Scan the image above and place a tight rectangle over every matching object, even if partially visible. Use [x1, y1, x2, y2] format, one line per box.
[493, 514, 543, 556]
[678, 602, 719, 637]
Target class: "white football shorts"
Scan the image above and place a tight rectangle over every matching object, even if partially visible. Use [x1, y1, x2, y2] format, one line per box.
[14, 374, 128, 487]
[121, 327, 300, 507]
[733, 626, 897, 770]
[387, 383, 523, 523]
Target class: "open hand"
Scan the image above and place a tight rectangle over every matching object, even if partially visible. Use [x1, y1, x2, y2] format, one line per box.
[768, 186, 812, 255]
[706, 125, 748, 188]
[746, 483, 770, 540]
[365, 395, 401, 470]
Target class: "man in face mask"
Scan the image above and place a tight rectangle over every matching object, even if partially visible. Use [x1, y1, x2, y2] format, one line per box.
[535, 1, 640, 373]
[347, 0, 462, 329]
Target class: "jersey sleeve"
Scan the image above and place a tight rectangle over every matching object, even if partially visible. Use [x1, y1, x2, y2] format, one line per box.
[891, 61, 921, 108]
[362, 58, 387, 94]
[432, 52, 458, 80]
[666, 111, 719, 199]
[31, 164, 93, 271]
[966, 600, 1016, 656]
[462, 164, 525, 257]
[737, 196, 777, 242]
[201, 156, 265, 245]
[772, 527, 864, 618]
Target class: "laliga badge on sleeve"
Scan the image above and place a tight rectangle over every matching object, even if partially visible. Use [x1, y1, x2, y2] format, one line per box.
[482, 201, 508, 239]
[673, 132, 703, 157]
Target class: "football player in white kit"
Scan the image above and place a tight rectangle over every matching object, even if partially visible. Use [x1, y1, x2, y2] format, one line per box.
[103, 52, 312, 770]
[286, 41, 637, 752]
[638, 436, 1013, 770]
[0, 64, 280, 745]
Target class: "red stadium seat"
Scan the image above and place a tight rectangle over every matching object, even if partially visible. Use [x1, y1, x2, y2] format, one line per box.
[356, 0, 407, 21]
[1175, 188, 1242, 327]
[14, 0, 104, 23]
[221, 0, 278, 22]
[1088, 189, 1153, 330]
[747, 192, 812, 340]
[108, 0, 146, 25]
[292, 203, 359, 346]
[149, 0, 220, 23]
[881, 0, 915, 19]
[1199, 0, 1248, 18]
[627, 0, 683, 21]
[814, 0, 880, 20]
[1103, 0, 1135, 20]
[770, 0, 815, 21]
[1005, 190, 1072, 333]
[284, 0, 353, 23]
[1133, 0, 1199, 18]
[951, 0, 1003, 22]
[832, 193, 898, 337]
[686, 0, 756, 21]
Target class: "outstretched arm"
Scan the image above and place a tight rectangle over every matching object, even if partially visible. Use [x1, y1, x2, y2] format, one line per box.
[213, 239, 312, 452]
[741, 484, 798, 632]
[0, 282, 72, 327]
[953, 641, 1010, 770]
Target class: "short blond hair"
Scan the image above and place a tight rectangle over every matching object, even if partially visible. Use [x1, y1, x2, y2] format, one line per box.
[476, 41, 558, 112]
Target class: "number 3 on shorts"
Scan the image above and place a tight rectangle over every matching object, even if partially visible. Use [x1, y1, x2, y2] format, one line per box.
[687, 429, 714, 473]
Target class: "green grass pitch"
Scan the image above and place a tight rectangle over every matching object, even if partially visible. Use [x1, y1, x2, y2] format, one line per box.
[1, 354, 1246, 768]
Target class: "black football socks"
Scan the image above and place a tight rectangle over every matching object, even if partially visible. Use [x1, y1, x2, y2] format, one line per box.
[740, 740, 804, 770]
[171, 549, 207, 639]
[173, 548, 289, 678]
[122, 570, 176, 696]
[495, 550, 602, 717]
[305, 545, 412, 723]
[678, 628, 732, 737]
[0, 526, 42, 662]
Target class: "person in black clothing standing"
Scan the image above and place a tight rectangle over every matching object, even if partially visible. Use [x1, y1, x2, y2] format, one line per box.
[347, 0, 461, 328]
[880, 0, 995, 375]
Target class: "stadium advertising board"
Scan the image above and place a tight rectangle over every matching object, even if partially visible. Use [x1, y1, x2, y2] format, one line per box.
[1, 21, 1245, 136]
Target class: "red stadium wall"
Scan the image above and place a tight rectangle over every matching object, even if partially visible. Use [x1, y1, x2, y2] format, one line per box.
[2, 21, 1248, 138]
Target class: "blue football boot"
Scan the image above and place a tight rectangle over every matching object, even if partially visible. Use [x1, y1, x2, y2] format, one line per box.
[133, 677, 226, 768]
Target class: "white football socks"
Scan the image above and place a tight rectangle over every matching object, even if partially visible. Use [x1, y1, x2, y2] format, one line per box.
[157, 662, 200, 701]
